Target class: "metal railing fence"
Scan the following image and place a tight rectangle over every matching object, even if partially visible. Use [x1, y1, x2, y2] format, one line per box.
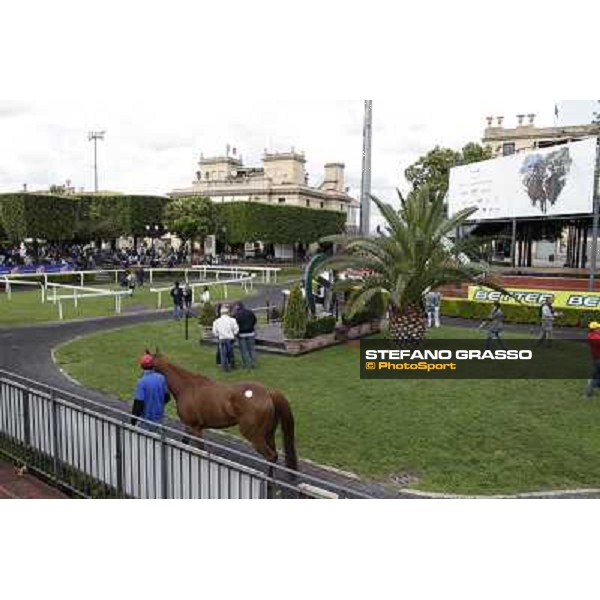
[0, 370, 369, 499]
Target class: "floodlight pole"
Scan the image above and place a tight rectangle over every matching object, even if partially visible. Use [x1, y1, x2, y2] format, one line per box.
[88, 130, 106, 193]
[360, 100, 373, 236]
[589, 137, 600, 291]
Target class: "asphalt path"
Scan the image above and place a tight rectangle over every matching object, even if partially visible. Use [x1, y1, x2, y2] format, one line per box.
[0, 292, 595, 499]
[0, 285, 402, 498]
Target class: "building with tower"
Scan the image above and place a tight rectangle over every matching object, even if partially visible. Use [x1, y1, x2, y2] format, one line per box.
[170, 148, 359, 231]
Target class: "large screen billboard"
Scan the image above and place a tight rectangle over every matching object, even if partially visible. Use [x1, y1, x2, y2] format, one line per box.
[447, 137, 597, 220]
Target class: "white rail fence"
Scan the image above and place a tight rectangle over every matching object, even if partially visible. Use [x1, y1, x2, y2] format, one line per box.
[1, 266, 278, 319]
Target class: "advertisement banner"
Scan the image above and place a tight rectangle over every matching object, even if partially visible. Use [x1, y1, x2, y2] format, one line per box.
[448, 137, 597, 220]
[468, 285, 600, 310]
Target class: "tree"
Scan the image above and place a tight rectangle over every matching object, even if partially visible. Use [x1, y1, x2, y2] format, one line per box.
[164, 197, 216, 258]
[283, 284, 308, 339]
[321, 186, 496, 345]
[404, 143, 492, 199]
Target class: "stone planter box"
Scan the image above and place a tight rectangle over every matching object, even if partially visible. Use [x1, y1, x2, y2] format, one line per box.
[200, 326, 213, 339]
[284, 332, 336, 355]
[337, 319, 382, 341]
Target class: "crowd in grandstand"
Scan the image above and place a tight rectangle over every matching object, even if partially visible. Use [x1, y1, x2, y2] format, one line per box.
[0, 242, 192, 270]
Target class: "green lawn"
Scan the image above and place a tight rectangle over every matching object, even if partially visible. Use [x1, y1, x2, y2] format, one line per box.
[54, 322, 600, 495]
[0, 282, 238, 326]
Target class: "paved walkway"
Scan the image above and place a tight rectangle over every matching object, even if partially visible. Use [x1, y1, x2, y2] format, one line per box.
[0, 459, 67, 499]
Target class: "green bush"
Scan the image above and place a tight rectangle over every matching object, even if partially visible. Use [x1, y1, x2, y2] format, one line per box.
[283, 284, 308, 339]
[343, 291, 386, 326]
[198, 302, 216, 327]
[215, 202, 346, 245]
[441, 297, 598, 328]
[0, 193, 79, 242]
[306, 315, 337, 338]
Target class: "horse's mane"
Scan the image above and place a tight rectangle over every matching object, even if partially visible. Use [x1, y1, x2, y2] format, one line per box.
[158, 357, 213, 385]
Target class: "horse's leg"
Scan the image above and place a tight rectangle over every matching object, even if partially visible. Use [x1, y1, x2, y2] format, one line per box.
[239, 421, 278, 464]
[183, 425, 204, 451]
[240, 418, 279, 497]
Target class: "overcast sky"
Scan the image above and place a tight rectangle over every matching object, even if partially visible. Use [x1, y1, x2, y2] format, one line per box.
[1, 1, 598, 231]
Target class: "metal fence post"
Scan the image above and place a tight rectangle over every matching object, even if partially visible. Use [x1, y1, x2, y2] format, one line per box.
[115, 424, 124, 496]
[50, 393, 60, 479]
[160, 430, 169, 499]
[22, 390, 31, 447]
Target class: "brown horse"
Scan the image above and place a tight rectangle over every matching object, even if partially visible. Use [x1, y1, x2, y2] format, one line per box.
[148, 350, 298, 472]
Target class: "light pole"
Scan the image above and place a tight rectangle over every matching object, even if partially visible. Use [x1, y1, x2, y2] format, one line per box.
[88, 130, 106, 192]
[360, 101, 373, 236]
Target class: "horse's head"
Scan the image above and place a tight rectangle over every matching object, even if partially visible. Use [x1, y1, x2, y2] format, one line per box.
[144, 347, 168, 372]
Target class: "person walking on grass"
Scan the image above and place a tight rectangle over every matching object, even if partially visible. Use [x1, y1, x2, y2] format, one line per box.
[537, 298, 560, 347]
[583, 322, 600, 398]
[131, 353, 170, 430]
[126, 270, 137, 295]
[482, 301, 506, 350]
[183, 282, 193, 313]
[170, 281, 184, 320]
[201, 286, 210, 304]
[234, 301, 258, 369]
[212, 305, 239, 372]
[425, 289, 441, 329]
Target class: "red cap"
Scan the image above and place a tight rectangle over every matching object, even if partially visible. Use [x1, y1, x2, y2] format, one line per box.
[139, 354, 154, 368]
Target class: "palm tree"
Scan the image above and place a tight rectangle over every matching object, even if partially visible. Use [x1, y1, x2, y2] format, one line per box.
[321, 186, 495, 345]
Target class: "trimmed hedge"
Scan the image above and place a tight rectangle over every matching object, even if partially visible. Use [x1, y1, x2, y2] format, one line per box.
[0, 193, 169, 242]
[0, 193, 79, 242]
[441, 297, 599, 328]
[216, 202, 346, 244]
[83, 194, 168, 239]
[306, 315, 336, 338]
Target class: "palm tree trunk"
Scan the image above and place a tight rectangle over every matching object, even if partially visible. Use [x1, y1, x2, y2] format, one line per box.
[388, 304, 426, 346]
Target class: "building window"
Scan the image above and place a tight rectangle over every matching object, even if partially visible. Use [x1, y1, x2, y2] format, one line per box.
[278, 198, 286, 204]
[340, 204, 344, 212]
[305, 200, 310, 208]
[320, 202, 324, 209]
[205, 172, 210, 180]
[502, 143, 515, 156]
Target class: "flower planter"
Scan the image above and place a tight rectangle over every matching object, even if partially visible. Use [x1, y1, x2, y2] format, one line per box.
[284, 332, 337, 355]
[284, 339, 304, 355]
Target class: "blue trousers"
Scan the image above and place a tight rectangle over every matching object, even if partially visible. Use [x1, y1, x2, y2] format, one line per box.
[238, 335, 257, 368]
[218, 339, 235, 371]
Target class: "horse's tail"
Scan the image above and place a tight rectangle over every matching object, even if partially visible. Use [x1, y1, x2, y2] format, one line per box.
[271, 390, 298, 472]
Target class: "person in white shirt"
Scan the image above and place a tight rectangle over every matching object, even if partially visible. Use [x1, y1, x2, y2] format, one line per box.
[212, 305, 239, 372]
[537, 299, 560, 347]
[200, 286, 210, 304]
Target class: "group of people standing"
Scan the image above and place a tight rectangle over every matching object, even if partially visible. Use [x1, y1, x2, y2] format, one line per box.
[169, 281, 210, 319]
[212, 302, 258, 372]
[482, 298, 561, 350]
[168, 279, 258, 372]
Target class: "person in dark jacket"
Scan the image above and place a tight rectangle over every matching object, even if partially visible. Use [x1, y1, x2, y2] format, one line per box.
[584, 322, 600, 397]
[234, 301, 258, 369]
[170, 281, 184, 320]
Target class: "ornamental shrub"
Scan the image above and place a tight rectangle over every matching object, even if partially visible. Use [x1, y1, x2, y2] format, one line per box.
[305, 315, 337, 338]
[198, 302, 216, 327]
[283, 284, 308, 339]
[342, 291, 386, 326]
